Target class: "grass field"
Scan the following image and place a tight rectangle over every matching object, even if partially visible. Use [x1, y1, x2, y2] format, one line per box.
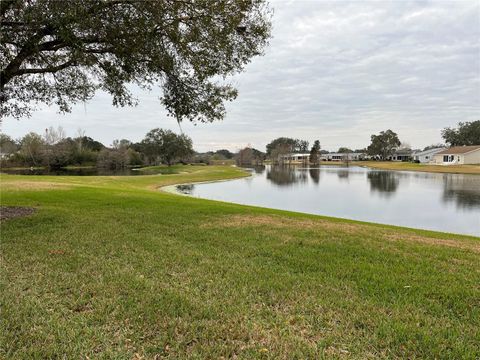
[1, 165, 479, 359]
[361, 161, 480, 175]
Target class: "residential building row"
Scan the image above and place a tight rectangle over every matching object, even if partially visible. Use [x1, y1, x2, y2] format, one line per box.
[278, 145, 480, 165]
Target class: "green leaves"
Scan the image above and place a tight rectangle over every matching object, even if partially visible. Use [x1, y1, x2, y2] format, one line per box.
[1, 0, 271, 122]
[141, 128, 194, 166]
[367, 129, 401, 159]
[441, 121, 480, 146]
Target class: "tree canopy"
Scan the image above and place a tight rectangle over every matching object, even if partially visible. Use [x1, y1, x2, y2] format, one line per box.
[0, 133, 18, 154]
[266, 137, 309, 156]
[367, 130, 401, 160]
[441, 121, 480, 146]
[141, 128, 194, 165]
[0, 0, 271, 121]
[309, 140, 320, 164]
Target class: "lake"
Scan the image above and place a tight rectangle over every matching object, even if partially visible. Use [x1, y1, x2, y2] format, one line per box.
[175, 165, 480, 236]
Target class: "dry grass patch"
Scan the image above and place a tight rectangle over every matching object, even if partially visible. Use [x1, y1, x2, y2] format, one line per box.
[202, 214, 370, 236]
[384, 233, 480, 253]
[0, 181, 71, 191]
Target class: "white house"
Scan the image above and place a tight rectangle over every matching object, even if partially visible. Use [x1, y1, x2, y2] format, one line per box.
[389, 149, 412, 161]
[432, 145, 480, 165]
[280, 153, 310, 163]
[412, 147, 445, 163]
[322, 153, 365, 161]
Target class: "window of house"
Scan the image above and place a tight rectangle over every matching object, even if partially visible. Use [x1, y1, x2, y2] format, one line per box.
[443, 155, 450, 162]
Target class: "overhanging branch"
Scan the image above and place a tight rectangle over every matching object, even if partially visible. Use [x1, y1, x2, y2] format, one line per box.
[16, 59, 76, 75]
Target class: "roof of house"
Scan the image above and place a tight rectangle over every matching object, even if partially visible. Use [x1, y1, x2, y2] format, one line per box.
[325, 152, 363, 156]
[394, 149, 413, 155]
[281, 153, 310, 157]
[413, 147, 445, 156]
[436, 145, 480, 155]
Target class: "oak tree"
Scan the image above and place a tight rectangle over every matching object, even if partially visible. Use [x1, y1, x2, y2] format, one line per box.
[367, 129, 401, 160]
[1, 0, 271, 122]
[441, 121, 480, 146]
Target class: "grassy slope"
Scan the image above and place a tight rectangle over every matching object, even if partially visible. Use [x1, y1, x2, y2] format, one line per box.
[1, 165, 479, 359]
[361, 161, 480, 175]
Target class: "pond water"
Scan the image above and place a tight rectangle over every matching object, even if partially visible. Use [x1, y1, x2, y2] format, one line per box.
[175, 165, 480, 236]
[0, 167, 143, 176]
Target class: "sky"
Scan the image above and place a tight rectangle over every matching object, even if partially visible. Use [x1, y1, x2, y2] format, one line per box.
[2, 0, 479, 152]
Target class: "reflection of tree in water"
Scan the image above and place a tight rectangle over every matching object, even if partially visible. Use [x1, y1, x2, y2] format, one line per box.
[367, 171, 400, 196]
[251, 165, 266, 174]
[337, 169, 350, 182]
[442, 175, 480, 209]
[266, 166, 308, 186]
[309, 168, 320, 184]
[176, 184, 194, 195]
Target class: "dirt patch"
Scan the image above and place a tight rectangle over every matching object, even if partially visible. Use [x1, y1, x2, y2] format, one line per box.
[384, 233, 480, 253]
[0, 206, 36, 221]
[48, 249, 67, 255]
[202, 214, 369, 235]
[1, 181, 70, 191]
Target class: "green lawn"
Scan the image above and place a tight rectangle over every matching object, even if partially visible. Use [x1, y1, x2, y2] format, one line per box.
[1, 165, 479, 359]
[361, 161, 480, 175]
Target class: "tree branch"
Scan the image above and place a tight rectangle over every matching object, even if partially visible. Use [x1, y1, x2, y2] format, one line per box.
[0, 24, 55, 87]
[16, 59, 76, 76]
[0, 0, 17, 18]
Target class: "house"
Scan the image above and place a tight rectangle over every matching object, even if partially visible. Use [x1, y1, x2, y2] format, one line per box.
[280, 153, 310, 163]
[412, 147, 445, 163]
[389, 149, 412, 161]
[322, 153, 365, 161]
[432, 145, 480, 165]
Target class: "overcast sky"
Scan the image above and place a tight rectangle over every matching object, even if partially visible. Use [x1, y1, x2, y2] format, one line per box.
[2, 0, 479, 152]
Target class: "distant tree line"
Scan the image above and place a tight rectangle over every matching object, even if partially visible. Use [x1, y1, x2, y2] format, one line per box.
[0, 127, 195, 169]
[236, 147, 265, 166]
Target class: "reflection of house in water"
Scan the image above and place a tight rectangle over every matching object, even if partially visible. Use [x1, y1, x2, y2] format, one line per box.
[442, 175, 480, 209]
[266, 166, 308, 186]
[309, 168, 320, 184]
[367, 171, 400, 196]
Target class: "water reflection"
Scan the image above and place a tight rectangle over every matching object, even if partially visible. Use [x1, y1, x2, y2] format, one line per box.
[250, 165, 266, 174]
[337, 169, 350, 182]
[175, 165, 480, 236]
[309, 168, 320, 184]
[367, 171, 400, 197]
[176, 184, 195, 195]
[266, 166, 308, 186]
[442, 175, 480, 209]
